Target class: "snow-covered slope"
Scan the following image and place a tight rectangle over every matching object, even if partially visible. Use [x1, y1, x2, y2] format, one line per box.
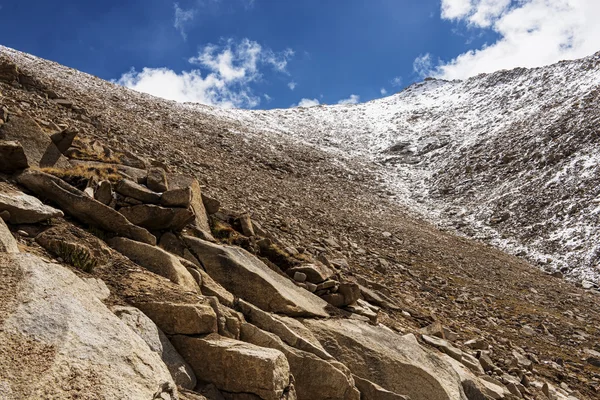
[3, 45, 599, 283]
[202, 53, 600, 283]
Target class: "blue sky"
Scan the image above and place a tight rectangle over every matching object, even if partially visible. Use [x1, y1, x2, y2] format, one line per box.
[1, 0, 598, 109]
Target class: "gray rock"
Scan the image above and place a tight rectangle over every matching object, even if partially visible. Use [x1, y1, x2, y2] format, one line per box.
[17, 170, 155, 244]
[95, 180, 113, 205]
[134, 301, 217, 335]
[113, 306, 197, 389]
[0, 182, 64, 224]
[120, 204, 194, 231]
[287, 263, 334, 284]
[161, 187, 192, 208]
[172, 334, 291, 400]
[0, 140, 29, 172]
[421, 334, 464, 362]
[0, 218, 18, 253]
[238, 214, 255, 237]
[115, 179, 161, 204]
[184, 236, 330, 318]
[167, 174, 214, 240]
[352, 375, 410, 400]
[108, 237, 199, 291]
[50, 128, 77, 153]
[147, 167, 168, 192]
[201, 193, 221, 215]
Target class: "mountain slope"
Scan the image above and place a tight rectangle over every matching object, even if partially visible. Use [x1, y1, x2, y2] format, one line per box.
[201, 53, 600, 283]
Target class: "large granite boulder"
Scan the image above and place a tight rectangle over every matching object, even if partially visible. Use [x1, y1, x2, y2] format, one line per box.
[0, 253, 176, 399]
[0, 182, 64, 224]
[17, 169, 155, 244]
[303, 319, 468, 400]
[184, 236, 330, 318]
[119, 204, 194, 231]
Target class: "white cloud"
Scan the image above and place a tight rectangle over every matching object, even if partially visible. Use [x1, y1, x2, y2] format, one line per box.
[337, 94, 360, 105]
[288, 81, 297, 90]
[435, 0, 600, 80]
[413, 53, 433, 78]
[116, 38, 293, 109]
[297, 98, 320, 107]
[390, 76, 403, 87]
[380, 88, 387, 95]
[264, 93, 272, 102]
[174, 3, 196, 40]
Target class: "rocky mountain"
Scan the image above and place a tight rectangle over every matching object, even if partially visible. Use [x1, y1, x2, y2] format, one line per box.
[1, 45, 599, 400]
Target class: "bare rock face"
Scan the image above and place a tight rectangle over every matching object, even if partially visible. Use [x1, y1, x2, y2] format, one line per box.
[241, 323, 360, 400]
[303, 319, 468, 400]
[107, 237, 199, 292]
[0, 114, 71, 169]
[112, 306, 197, 390]
[147, 167, 169, 192]
[17, 169, 155, 244]
[184, 236, 330, 318]
[0, 140, 29, 173]
[161, 187, 192, 208]
[0, 253, 176, 399]
[352, 375, 410, 400]
[172, 334, 292, 400]
[134, 301, 218, 336]
[0, 182, 64, 224]
[119, 204, 194, 231]
[0, 218, 18, 253]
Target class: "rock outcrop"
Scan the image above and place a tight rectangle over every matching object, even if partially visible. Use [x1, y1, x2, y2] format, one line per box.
[0, 182, 64, 224]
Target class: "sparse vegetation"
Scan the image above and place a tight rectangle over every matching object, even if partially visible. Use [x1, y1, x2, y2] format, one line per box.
[57, 242, 97, 273]
[41, 164, 121, 189]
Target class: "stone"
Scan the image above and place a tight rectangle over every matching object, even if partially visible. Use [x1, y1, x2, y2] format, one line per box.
[304, 319, 467, 400]
[113, 306, 197, 389]
[479, 353, 496, 372]
[506, 382, 522, 398]
[168, 174, 214, 240]
[50, 128, 78, 153]
[287, 263, 334, 284]
[511, 350, 532, 369]
[172, 334, 291, 400]
[359, 284, 401, 311]
[421, 334, 464, 362]
[184, 236, 330, 318]
[352, 375, 410, 400]
[120, 204, 194, 231]
[0, 218, 18, 253]
[161, 187, 192, 208]
[238, 214, 255, 236]
[241, 323, 360, 400]
[115, 179, 161, 204]
[108, 237, 198, 292]
[293, 271, 307, 282]
[440, 354, 508, 400]
[95, 180, 113, 205]
[147, 167, 168, 192]
[17, 169, 155, 244]
[460, 352, 485, 375]
[0, 140, 29, 172]
[464, 338, 489, 350]
[420, 321, 445, 339]
[83, 277, 111, 301]
[1, 114, 71, 169]
[0, 253, 175, 399]
[338, 282, 360, 305]
[134, 301, 217, 335]
[202, 193, 220, 215]
[0, 182, 64, 224]
[195, 267, 236, 307]
[237, 299, 331, 360]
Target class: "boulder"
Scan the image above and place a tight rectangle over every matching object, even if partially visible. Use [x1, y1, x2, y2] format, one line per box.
[352, 375, 410, 400]
[0, 114, 71, 169]
[287, 263, 334, 284]
[0, 218, 18, 253]
[241, 323, 361, 400]
[237, 299, 332, 360]
[95, 180, 113, 205]
[115, 179, 161, 204]
[17, 169, 155, 244]
[134, 301, 217, 335]
[184, 236, 330, 318]
[167, 174, 214, 240]
[159, 231, 202, 267]
[238, 214, 255, 237]
[161, 187, 192, 208]
[0, 253, 176, 399]
[440, 354, 508, 400]
[0, 140, 29, 172]
[147, 167, 168, 192]
[422, 335, 464, 362]
[172, 334, 291, 400]
[120, 204, 194, 231]
[208, 298, 244, 340]
[197, 268, 236, 307]
[0, 182, 64, 224]
[50, 128, 78, 153]
[113, 306, 197, 389]
[303, 319, 468, 400]
[108, 237, 198, 292]
[202, 193, 221, 215]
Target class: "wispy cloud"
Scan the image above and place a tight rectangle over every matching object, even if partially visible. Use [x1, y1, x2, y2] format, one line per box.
[173, 3, 196, 40]
[390, 76, 403, 87]
[434, 0, 600, 79]
[287, 81, 297, 90]
[380, 88, 387, 95]
[337, 94, 360, 105]
[413, 53, 433, 78]
[295, 98, 320, 107]
[116, 38, 294, 109]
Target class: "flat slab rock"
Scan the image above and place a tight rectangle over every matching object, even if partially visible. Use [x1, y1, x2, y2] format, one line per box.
[119, 204, 194, 231]
[172, 333, 291, 400]
[184, 236, 330, 318]
[0, 253, 176, 399]
[0, 182, 64, 224]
